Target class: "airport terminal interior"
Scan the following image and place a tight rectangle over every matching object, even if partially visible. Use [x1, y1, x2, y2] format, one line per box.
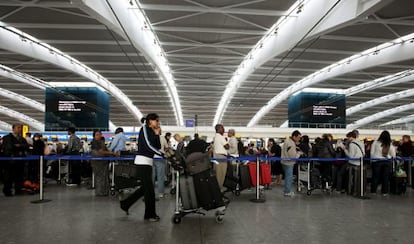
[0, 0, 414, 243]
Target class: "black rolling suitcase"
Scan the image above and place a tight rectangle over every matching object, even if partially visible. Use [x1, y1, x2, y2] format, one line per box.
[179, 175, 198, 210]
[390, 176, 407, 195]
[224, 162, 238, 191]
[239, 163, 252, 190]
[193, 170, 225, 211]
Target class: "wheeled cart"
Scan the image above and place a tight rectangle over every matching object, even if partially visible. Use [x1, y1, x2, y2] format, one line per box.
[297, 160, 331, 196]
[110, 160, 141, 196]
[170, 162, 227, 224]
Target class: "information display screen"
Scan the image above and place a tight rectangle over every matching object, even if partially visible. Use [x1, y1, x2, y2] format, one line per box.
[45, 87, 109, 131]
[288, 92, 346, 128]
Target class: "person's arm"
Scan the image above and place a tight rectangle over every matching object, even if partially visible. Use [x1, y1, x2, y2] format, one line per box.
[66, 137, 73, 154]
[144, 127, 163, 156]
[389, 145, 397, 158]
[286, 141, 298, 158]
[109, 134, 119, 151]
[98, 148, 117, 156]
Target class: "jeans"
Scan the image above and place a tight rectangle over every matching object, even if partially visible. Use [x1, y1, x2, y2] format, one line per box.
[152, 160, 166, 195]
[371, 160, 391, 194]
[283, 164, 294, 193]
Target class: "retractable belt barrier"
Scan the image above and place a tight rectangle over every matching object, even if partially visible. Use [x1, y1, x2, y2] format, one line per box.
[0, 155, 411, 203]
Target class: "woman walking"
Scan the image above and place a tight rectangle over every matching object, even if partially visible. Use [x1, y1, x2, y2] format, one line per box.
[119, 113, 163, 222]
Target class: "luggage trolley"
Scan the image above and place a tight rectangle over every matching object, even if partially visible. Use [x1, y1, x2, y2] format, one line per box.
[168, 154, 227, 224]
[297, 159, 331, 196]
[110, 154, 140, 196]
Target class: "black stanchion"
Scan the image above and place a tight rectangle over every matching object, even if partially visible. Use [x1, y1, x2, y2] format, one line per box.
[31, 156, 52, 204]
[250, 156, 265, 203]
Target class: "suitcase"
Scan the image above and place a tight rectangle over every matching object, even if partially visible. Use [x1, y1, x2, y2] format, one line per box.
[193, 170, 225, 211]
[179, 175, 198, 210]
[223, 162, 238, 191]
[248, 162, 272, 186]
[113, 162, 141, 191]
[239, 164, 252, 190]
[390, 176, 407, 195]
[260, 163, 272, 185]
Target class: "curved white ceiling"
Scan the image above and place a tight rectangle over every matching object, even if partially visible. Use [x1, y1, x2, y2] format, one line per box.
[0, 24, 144, 124]
[248, 33, 414, 127]
[0, 0, 413, 130]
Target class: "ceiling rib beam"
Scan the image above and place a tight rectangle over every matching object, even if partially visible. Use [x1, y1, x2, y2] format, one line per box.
[139, 3, 287, 16]
[3, 23, 106, 29]
[0, 25, 144, 124]
[249, 33, 414, 127]
[347, 103, 414, 130]
[0, 105, 43, 130]
[215, 0, 389, 126]
[153, 26, 265, 35]
[79, 0, 183, 125]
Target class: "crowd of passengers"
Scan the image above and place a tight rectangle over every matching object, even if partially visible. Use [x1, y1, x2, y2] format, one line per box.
[0, 124, 413, 199]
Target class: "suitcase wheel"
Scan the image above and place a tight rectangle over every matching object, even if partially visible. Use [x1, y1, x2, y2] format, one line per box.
[110, 190, 116, 196]
[307, 190, 312, 196]
[172, 214, 182, 224]
[215, 215, 224, 224]
[57, 180, 62, 185]
[170, 187, 176, 195]
[235, 190, 240, 196]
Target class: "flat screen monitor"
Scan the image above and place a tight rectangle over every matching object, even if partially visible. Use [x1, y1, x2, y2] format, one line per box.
[288, 92, 346, 128]
[45, 87, 109, 131]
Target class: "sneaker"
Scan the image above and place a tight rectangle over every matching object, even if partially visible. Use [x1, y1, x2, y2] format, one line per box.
[145, 215, 160, 222]
[158, 193, 165, 199]
[283, 192, 295, 197]
[66, 184, 78, 187]
[382, 193, 388, 197]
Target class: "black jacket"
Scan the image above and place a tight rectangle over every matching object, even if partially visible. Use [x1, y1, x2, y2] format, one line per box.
[137, 125, 162, 158]
[2, 133, 28, 157]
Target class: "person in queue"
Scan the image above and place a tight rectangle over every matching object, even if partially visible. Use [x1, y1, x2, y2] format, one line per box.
[1, 124, 29, 196]
[213, 124, 229, 191]
[338, 131, 365, 194]
[370, 130, 396, 196]
[268, 138, 283, 185]
[227, 129, 238, 158]
[90, 130, 118, 196]
[119, 113, 163, 222]
[281, 130, 302, 197]
[65, 127, 82, 186]
[153, 132, 171, 199]
[109, 127, 126, 153]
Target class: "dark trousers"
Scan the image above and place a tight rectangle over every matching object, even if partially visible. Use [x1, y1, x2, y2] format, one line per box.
[318, 161, 333, 185]
[121, 165, 157, 218]
[334, 163, 348, 191]
[28, 160, 40, 183]
[68, 160, 81, 184]
[371, 160, 391, 194]
[3, 160, 25, 194]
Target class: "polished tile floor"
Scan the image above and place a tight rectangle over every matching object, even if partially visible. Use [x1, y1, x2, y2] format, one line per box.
[0, 183, 413, 244]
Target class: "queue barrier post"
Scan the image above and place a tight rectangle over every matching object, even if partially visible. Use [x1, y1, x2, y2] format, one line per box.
[357, 157, 369, 200]
[250, 156, 265, 203]
[31, 155, 52, 204]
[408, 160, 412, 186]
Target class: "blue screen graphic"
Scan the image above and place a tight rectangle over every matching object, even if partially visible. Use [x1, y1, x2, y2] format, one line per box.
[45, 87, 109, 131]
[288, 92, 346, 128]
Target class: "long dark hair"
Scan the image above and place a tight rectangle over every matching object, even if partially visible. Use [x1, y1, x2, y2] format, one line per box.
[378, 130, 391, 147]
[141, 113, 159, 125]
